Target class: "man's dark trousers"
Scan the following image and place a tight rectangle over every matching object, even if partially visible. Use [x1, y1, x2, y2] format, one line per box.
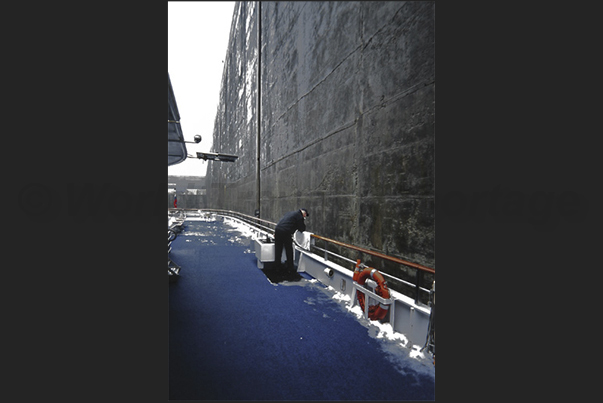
[274, 228, 294, 270]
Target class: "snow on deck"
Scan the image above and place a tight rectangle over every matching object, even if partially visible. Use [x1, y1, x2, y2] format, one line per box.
[169, 215, 435, 400]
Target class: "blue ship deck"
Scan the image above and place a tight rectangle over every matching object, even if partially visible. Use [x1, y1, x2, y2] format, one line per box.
[169, 217, 435, 400]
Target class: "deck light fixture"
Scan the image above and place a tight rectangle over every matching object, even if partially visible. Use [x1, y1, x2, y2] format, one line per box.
[196, 152, 238, 162]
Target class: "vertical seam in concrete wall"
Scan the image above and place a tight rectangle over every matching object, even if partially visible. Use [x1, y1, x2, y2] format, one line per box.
[256, 1, 261, 215]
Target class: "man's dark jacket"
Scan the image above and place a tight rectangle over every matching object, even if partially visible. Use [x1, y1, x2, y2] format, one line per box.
[275, 210, 306, 235]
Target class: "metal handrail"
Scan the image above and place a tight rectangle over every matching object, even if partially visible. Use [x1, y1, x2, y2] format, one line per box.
[172, 207, 434, 272]
[169, 208, 278, 234]
[202, 209, 277, 235]
[172, 208, 435, 303]
[308, 233, 434, 305]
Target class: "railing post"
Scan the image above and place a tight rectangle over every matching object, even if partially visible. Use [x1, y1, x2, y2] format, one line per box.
[415, 269, 423, 304]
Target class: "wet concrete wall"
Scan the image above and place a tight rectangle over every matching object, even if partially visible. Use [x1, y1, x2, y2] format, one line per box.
[207, 1, 435, 268]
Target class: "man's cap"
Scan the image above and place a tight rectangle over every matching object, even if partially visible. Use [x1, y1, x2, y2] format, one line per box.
[301, 208, 309, 217]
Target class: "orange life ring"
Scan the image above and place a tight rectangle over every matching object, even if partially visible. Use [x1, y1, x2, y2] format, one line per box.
[353, 260, 391, 321]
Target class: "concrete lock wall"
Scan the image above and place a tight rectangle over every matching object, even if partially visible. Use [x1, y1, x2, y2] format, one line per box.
[207, 1, 435, 268]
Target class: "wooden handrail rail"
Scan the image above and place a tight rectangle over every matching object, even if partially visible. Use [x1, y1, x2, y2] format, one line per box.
[310, 233, 435, 274]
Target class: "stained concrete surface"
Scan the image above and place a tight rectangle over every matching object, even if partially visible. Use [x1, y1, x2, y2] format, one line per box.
[207, 1, 435, 269]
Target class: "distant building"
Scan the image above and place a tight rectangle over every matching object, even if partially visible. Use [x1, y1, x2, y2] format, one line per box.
[168, 175, 206, 194]
[168, 176, 206, 208]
